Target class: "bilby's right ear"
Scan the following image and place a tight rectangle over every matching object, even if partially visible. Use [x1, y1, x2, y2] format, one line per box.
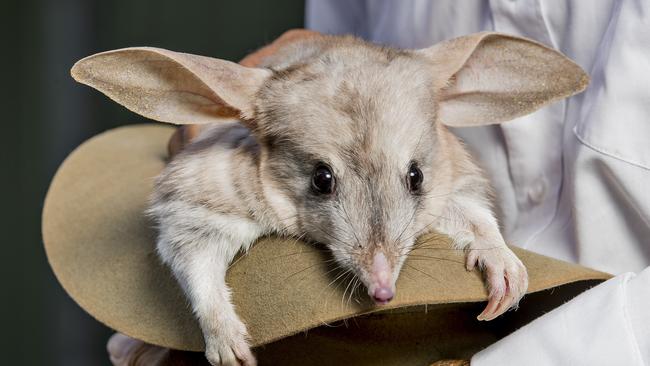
[71, 47, 272, 124]
[417, 32, 589, 127]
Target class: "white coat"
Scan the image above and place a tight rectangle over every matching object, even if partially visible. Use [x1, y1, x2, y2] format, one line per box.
[306, 1, 650, 364]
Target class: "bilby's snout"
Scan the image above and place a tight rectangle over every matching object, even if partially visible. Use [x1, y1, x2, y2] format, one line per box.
[373, 287, 394, 304]
[368, 252, 395, 305]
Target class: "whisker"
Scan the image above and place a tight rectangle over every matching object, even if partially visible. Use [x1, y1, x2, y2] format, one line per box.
[310, 224, 351, 248]
[283, 262, 324, 281]
[404, 255, 465, 265]
[340, 200, 363, 248]
[320, 268, 354, 309]
[392, 203, 419, 246]
[413, 245, 503, 251]
[267, 248, 333, 261]
[348, 277, 361, 306]
[403, 263, 440, 283]
[341, 272, 356, 307]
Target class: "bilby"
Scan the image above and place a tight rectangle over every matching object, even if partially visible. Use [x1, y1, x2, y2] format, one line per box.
[71, 32, 588, 366]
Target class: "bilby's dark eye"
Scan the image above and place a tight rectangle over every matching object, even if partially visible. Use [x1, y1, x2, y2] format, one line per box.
[312, 163, 335, 195]
[407, 162, 423, 193]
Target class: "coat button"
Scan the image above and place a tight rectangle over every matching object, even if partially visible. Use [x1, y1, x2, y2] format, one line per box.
[528, 179, 547, 204]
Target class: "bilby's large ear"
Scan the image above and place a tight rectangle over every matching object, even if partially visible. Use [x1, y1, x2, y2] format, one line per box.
[71, 47, 272, 124]
[418, 32, 589, 127]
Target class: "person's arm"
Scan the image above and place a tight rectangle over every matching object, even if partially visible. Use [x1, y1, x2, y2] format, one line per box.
[305, 0, 368, 38]
[472, 267, 650, 365]
[473, 0, 650, 363]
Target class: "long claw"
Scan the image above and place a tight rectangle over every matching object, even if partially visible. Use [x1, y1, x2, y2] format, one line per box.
[477, 292, 502, 320]
[470, 246, 527, 322]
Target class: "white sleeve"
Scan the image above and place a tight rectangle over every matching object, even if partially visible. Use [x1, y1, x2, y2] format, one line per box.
[305, 0, 368, 38]
[472, 267, 650, 366]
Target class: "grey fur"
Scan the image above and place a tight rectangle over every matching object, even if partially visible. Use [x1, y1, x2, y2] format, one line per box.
[148, 37, 523, 366]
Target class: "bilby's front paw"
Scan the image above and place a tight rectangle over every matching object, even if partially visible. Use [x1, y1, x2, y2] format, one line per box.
[204, 317, 256, 366]
[466, 245, 528, 321]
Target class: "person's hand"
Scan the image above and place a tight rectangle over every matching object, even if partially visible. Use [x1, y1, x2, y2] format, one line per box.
[107, 333, 169, 366]
[107, 333, 209, 366]
[430, 360, 470, 366]
[167, 29, 320, 158]
[108, 332, 471, 366]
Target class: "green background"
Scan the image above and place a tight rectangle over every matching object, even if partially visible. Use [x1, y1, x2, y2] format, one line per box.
[2, 1, 304, 364]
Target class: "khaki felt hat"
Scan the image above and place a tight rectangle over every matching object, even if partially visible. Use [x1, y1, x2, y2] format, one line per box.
[42, 124, 610, 364]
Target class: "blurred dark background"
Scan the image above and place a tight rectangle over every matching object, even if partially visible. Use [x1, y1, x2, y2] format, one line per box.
[2, 1, 304, 364]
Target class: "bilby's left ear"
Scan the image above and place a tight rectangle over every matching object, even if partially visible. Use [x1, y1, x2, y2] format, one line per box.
[71, 47, 272, 124]
[417, 32, 589, 127]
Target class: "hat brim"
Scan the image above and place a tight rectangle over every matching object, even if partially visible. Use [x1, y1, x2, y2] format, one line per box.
[42, 124, 610, 352]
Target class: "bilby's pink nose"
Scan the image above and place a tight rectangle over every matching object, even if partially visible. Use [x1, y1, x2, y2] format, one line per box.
[371, 252, 394, 304]
[373, 287, 394, 304]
